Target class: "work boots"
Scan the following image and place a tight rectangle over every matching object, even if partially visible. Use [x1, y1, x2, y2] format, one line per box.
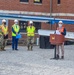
[56, 54, 59, 60]
[61, 56, 64, 59]
[1, 47, 6, 51]
[56, 55, 64, 59]
[27, 45, 30, 50]
[27, 44, 33, 51]
[30, 43, 33, 51]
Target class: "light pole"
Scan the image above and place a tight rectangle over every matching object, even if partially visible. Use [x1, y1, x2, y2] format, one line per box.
[50, 0, 57, 59]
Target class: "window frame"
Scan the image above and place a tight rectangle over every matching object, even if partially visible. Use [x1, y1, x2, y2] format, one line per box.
[19, 21, 41, 33]
[57, 0, 61, 4]
[34, 0, 42, 4]
[20, 0, 29, 3]
[33, 22, 41, 33]
[19, 21, 28, 32]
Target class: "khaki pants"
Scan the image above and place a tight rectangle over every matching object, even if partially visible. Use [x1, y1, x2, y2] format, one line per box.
[3, 39, 7, 49]
[27, 36, 34, 50]
[0, 34, 4, 50]
[56, 42, 64, 57]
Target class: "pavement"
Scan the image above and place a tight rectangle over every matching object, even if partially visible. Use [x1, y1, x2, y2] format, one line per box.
[0, 45, 74, 75]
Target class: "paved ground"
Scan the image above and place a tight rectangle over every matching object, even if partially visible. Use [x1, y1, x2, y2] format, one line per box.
[0, 45, 74, 75]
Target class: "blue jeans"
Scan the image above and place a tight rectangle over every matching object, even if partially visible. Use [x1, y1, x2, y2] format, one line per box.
[12, 36, 18, 50]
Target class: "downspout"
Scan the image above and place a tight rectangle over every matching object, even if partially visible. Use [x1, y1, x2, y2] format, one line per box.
[50, 0, 53, 29]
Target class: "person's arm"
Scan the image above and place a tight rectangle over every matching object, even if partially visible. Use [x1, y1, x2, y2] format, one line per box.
[18, 30, 20, 34]
[34, 27, 36, 33]
[12, 27, 16, 34]
[61, 28, 66, 36]
[0, 25, 2, 29]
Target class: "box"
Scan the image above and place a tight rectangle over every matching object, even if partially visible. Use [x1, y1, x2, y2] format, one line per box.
[50, 34, 65, 45]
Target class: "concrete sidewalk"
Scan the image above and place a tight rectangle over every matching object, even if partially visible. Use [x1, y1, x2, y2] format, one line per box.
[0, 45, 74, 75]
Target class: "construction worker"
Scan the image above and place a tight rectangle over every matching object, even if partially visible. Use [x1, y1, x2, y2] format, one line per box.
[56, 21, 66, 59]
[0, 19, 8, 51]
[12, 19, 20, 50]
[26, 21, 35, 50]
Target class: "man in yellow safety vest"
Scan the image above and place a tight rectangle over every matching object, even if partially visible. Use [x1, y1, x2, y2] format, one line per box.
[26, 21, 35, 50]
[12, 19, 20, 50]
[0, 19, 8, 51]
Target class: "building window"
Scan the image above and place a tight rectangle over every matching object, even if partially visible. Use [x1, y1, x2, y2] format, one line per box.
[20, 0, 29, 2]
[19, 21, 41, 33]
[19, 21, 28, 32]
[57, 0, 61, 4]
[34, 0, 42, 4]
[33, 22, 41, 33]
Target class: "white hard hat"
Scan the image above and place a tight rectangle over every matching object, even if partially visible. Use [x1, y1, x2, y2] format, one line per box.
[58, 21, 63, 23]
[29, 21, 33, 24]
[14, 19, 18, 23]
[2, 19, 6, 23]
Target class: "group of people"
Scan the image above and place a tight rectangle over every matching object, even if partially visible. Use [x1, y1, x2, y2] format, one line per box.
[0, 19, 36, 51]
[0, 19, 66, 59]
[12, 20, 35, 51]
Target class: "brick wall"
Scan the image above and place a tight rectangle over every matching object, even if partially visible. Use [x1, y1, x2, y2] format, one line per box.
[53, 0, 74, 13]
[0, 0, 74, 33]
[52, 0, 74, 32]
[0, 0, 50, 12]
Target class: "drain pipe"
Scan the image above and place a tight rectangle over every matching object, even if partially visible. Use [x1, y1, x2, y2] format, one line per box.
[50, 0, 53, 29]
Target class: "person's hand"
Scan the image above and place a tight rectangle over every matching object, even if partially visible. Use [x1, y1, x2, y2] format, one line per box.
[4, 34, 6, 36]
[16, 32, 18, 35]
[58, 30, 61, 33]
[5, 33, 7, 36]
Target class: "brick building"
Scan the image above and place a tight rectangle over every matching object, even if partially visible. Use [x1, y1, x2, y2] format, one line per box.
[0, 0, 74, 39]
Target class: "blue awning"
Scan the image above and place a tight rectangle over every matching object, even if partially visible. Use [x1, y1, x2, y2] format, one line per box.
[0, 13, 74, 24]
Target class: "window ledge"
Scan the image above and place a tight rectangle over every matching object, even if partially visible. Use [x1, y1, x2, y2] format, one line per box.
[57, 4, 61, 6]
[20, 2, 29, 4]
[34, 3, 42, 5]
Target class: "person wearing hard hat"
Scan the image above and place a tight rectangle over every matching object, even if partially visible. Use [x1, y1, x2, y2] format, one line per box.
[56, 21, 66, 59]
[12, 19, 20, 50]
[0, 19, 8, 51]
[26, 21, 35, 50]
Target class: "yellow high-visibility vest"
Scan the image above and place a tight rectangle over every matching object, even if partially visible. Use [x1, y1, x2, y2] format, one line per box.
[12, 24, 20, 36]
[0, 25, 8, 35]
[0, 33, 2, 35]
[27, 26, 35, 36]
